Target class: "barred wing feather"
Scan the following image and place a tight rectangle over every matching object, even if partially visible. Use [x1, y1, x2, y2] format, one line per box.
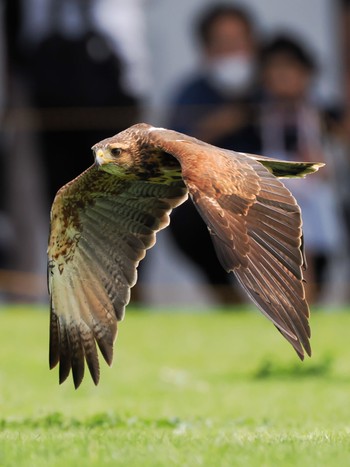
[48, 165, 187, 388]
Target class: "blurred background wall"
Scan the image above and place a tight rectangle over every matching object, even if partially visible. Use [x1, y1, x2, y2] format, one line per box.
[1, 0, 349, 307]
[142, 0, 347, 307]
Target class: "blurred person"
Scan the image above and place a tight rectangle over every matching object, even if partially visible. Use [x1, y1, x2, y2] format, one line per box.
[170, 3, 259, 149]
[1, 0, 48, 300]
[166, 4, 261, 304]
[258, 35, 347, 303]
[1, 0, 140, 300]
[24, 0, 140, 202]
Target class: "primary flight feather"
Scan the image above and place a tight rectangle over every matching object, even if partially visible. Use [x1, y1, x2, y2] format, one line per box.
[48, 122, 324, 388]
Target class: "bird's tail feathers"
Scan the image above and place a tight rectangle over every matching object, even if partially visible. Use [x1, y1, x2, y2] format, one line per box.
[247, 154, 325, 178]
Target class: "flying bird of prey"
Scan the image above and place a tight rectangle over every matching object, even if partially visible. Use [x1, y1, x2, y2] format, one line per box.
[48, 123, 324, 388]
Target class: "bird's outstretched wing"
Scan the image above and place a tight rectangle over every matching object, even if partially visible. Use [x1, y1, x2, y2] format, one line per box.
[48, 165, 187, 387]
[148, 127, 321, 359]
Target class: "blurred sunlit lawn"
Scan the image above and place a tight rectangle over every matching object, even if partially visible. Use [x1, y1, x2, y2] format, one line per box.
[1, 305, 350, 466]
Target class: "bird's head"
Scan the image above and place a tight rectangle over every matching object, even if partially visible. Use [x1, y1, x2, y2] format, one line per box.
[92, 123, 172, 179]
[92, 139, 137, 176]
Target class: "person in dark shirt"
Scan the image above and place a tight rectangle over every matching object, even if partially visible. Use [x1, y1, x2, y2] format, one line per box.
[167, 4, 261, 304]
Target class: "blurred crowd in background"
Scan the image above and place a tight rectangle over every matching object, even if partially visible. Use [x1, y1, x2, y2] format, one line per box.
[1, 0, 350, 307]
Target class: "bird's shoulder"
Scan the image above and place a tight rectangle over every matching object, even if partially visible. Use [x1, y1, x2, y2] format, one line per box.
[146, 127, 262, 198]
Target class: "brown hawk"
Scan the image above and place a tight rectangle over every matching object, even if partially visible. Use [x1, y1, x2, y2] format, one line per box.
[48, 123, 324, 388]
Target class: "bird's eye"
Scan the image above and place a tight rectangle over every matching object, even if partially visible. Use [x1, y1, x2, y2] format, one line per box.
[110, 148, 122, 157]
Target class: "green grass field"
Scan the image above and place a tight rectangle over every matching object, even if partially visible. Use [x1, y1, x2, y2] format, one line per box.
[1, 305, 350, 466]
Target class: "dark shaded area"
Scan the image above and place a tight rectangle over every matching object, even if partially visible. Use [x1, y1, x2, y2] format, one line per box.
[253, 355, 333, 380]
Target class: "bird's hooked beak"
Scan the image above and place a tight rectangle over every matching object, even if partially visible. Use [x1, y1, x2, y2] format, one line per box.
[94, 148, 113, 167]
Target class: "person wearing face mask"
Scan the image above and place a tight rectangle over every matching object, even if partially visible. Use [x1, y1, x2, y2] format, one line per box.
[169, 4, 260, 151]
[166, 4, 260, 305]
